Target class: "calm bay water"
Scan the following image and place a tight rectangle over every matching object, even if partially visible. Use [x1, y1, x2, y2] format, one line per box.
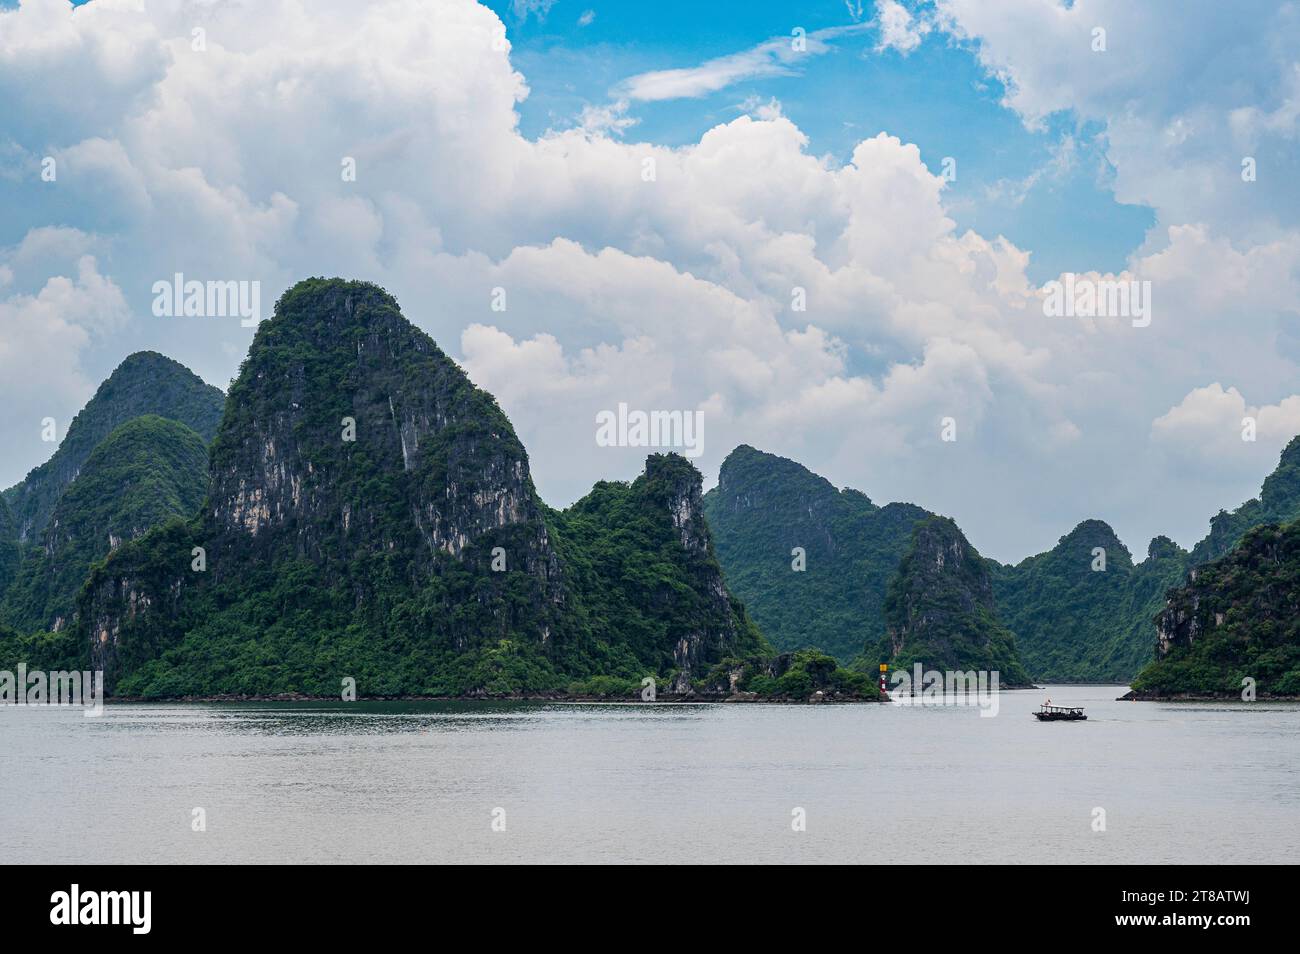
[2, 685, 1297, 864]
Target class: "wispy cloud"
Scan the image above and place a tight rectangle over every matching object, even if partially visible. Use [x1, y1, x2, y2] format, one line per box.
[981, 133, 1081, 208]
[615, 24, 869, 103]
[579, 99, 637, 136]
[511, 0, 557, 24]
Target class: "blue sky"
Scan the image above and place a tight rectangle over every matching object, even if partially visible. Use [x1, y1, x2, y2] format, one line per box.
[2, 0, 1298, 562]
[485, 0, 1153, 284]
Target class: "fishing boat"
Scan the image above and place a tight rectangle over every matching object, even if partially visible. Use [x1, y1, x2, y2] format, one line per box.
[1034, 703, 1086, 721]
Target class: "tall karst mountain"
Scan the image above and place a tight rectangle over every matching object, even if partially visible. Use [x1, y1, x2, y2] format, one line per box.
[703, 445, 1026, 679]
[704, 441, 1300, 685]
[702, 445, 931, 662]
[989, 521, 1189, 682]
[0, 351, 221, 641]
[75, 278, 763, 697]
[11, 283, 1293, 696]
[1132, 519, 1300, 697]
[2, 351, 225, 544]
[1, 416, 208, 635]
[881, 516, 1031, 685]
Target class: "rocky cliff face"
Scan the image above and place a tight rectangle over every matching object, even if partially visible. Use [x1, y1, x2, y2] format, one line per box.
[656, 454, 715, 557]
[77, 279, 759, 697]
[640, 453, 759, 679]
[84, 280, 569, 689]
[702, 444, 931, 661]
[549, 452, 766, 691]
[2, 351, 224, 544]
[1133, 520, 1300, 696]
[1157, 532, 1296, 654]
[883, 516, 1030, 685]
[206, 279, 562, 597]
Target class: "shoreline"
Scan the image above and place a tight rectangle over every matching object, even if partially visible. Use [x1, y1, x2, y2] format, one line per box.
[101, 683, 1047, 704]
[1119, 689, 1300, 702]
[99, 691, 888, 705]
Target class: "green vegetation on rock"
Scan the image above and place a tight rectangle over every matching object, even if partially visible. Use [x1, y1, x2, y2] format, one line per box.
[0, 497, 19, 603]
[700, 435, 1300, 685]
[39, 279, 776, 699]
[10, 284, 1296, 700]
[1188, 436, 1300, 565]
[2, 351, 224, 544]
[877, 516, 1031, 685]
[703, 444, 931, 662]
[994, 437, 1300, 683]
[1132, 520, 1300, 696]
[990, 521, 1189, 682]
[1, 416, 208, 634]
[735, 648, 878, 700]
[547, 452, 767, 685]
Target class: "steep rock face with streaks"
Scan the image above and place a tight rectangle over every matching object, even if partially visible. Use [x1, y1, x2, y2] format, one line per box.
[83, 279, 568, 692]
[203, 277, 564, 603]
[74, 279, 763, 697]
